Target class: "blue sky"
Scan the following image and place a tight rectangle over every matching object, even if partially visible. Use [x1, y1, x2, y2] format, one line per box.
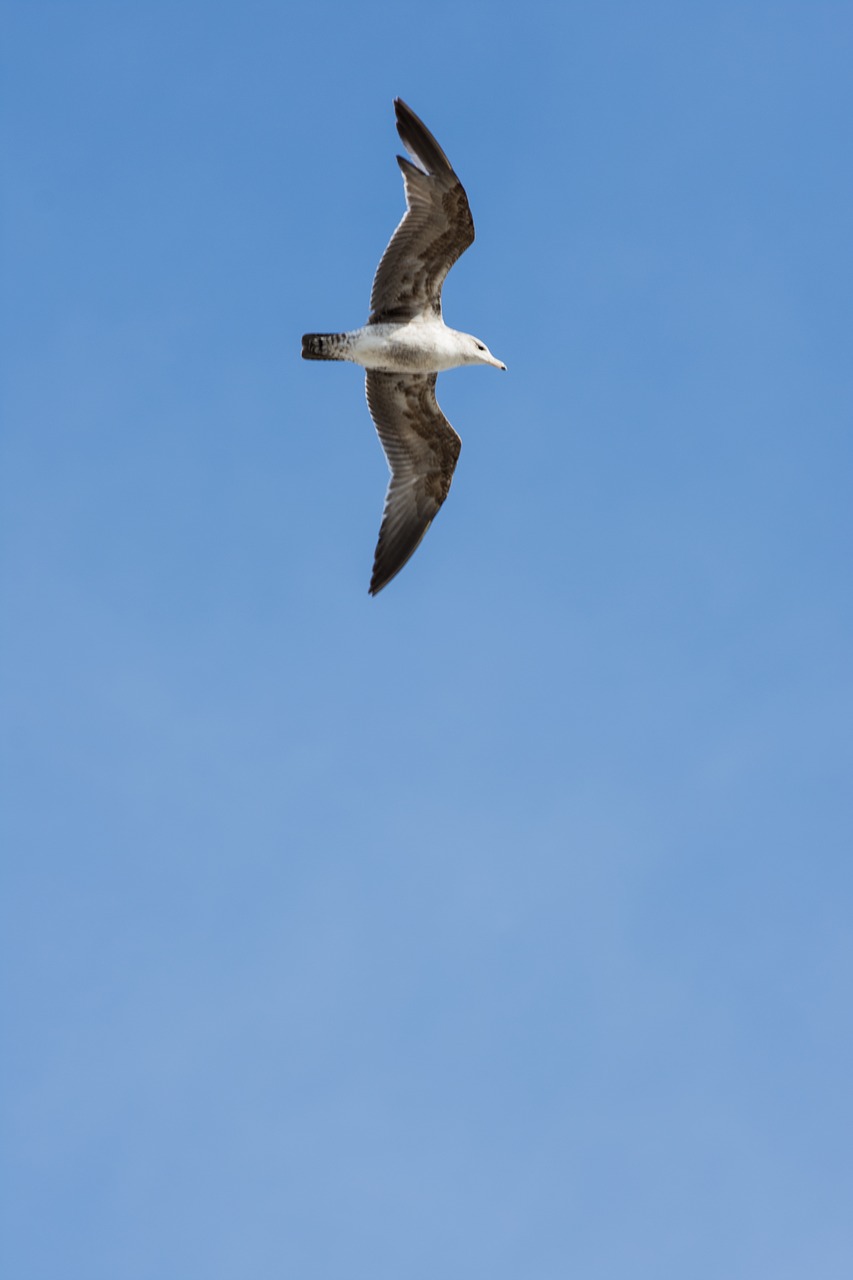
[2, 2, 852, 1277]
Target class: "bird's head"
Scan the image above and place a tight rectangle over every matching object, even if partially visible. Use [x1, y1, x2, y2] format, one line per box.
[468, 335, 507, 371]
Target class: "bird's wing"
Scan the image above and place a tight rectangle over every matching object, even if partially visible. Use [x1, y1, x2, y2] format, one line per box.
[365, 371, 462, 594]
[368, 99, 475, 325]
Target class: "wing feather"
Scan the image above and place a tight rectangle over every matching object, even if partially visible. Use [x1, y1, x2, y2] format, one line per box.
[365, 371, 462, 594]
[368, 99, 475, 324]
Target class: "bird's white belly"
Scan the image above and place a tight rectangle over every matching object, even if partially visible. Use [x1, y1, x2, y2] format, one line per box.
[346, 321, 466, 373]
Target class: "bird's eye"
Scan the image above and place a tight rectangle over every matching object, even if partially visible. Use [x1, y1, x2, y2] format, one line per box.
[476, 342, 485, 351]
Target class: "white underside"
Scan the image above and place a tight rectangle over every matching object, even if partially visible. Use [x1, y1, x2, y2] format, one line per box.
[343, 319, 496, 373]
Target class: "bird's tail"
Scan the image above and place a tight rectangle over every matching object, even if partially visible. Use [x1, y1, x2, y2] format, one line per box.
[301, 332, 351, 361]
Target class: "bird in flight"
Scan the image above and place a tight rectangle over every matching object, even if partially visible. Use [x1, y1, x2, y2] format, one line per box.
[302, 98, 505, 595]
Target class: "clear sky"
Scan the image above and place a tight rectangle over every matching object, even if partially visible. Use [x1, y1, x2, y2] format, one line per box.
[2, 2, 852, 1277]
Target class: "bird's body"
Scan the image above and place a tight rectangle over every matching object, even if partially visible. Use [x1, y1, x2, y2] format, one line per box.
[302, 318, 501, 374]
[302, 98, 505, 595]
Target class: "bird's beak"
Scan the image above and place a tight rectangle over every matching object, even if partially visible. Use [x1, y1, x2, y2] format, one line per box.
[491, 355, 507, 371]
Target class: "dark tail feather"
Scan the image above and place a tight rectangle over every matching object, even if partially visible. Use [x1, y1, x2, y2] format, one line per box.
[302, 332, 348, 361]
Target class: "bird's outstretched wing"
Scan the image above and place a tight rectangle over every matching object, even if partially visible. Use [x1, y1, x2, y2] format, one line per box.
[365, 370, 462, 594]
[368, 98, 475, 325]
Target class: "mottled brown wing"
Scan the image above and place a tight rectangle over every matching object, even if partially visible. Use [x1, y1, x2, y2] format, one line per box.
[365, 371, 462, 595]
[368, 99, 475, 325]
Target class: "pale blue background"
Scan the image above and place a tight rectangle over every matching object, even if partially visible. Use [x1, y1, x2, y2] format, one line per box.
[2, 3, 852, 1278]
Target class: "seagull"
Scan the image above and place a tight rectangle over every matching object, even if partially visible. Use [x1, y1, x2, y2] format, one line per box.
[302, 98, 506, 595]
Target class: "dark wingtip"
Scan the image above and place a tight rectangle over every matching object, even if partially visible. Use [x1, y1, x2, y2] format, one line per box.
[368, 566, 390, 597]
[392, 97, 454, 175]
